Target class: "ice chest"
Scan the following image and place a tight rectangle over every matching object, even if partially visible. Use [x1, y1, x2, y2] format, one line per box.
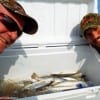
[1, 0, 100, 100]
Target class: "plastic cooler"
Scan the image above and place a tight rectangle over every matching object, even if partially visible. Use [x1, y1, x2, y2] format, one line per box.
[1, 0, 100, 100]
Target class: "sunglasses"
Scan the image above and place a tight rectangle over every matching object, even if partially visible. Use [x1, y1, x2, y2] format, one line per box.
[0, 13, 22, 36]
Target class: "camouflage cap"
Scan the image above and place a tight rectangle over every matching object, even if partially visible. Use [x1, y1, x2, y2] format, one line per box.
[0, 0, 38, 35]
[80, 13, 100, 35]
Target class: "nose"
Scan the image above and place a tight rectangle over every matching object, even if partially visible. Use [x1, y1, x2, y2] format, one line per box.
[7, 31, 19, 44]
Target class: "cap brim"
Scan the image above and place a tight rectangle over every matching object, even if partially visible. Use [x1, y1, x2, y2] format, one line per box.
[84, 25, 98, 32]
[22, 15, 38, 35]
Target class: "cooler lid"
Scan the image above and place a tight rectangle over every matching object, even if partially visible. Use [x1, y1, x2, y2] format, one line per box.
[11, 0, 98, 48]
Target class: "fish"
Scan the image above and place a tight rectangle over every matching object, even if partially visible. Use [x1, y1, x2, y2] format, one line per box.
[0, 71, 87, 98]
[31, 71, 86, 81]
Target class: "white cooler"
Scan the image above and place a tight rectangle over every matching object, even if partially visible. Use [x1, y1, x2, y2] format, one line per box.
[0, 0, 100, 100]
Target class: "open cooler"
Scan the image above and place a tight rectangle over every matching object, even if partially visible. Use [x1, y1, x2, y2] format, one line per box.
[0, 0, 100, 100]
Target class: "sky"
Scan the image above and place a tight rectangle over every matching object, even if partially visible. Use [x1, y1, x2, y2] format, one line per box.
[98, 0, 100, 13]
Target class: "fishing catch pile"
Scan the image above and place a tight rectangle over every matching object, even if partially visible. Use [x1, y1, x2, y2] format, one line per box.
[0, 71, 94, 98]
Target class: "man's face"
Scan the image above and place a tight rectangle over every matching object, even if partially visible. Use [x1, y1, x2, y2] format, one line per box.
[84, 27, 100, 48]
[0, 4, 23, 53]
[0, 21, 18, 53]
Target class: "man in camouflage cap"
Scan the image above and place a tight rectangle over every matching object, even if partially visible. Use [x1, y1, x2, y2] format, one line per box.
[80, 13, 100, 53]
[0, 0, 38, 53]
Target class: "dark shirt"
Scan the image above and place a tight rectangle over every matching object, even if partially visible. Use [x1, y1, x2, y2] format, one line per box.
[91, 45, 100, 54]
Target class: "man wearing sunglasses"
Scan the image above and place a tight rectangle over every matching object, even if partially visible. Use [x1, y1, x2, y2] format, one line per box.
[80, 13, 100, 54]
[0, 0, 38, 53]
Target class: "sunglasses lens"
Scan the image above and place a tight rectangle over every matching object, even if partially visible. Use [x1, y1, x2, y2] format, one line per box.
[0, 13, 22, 36]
